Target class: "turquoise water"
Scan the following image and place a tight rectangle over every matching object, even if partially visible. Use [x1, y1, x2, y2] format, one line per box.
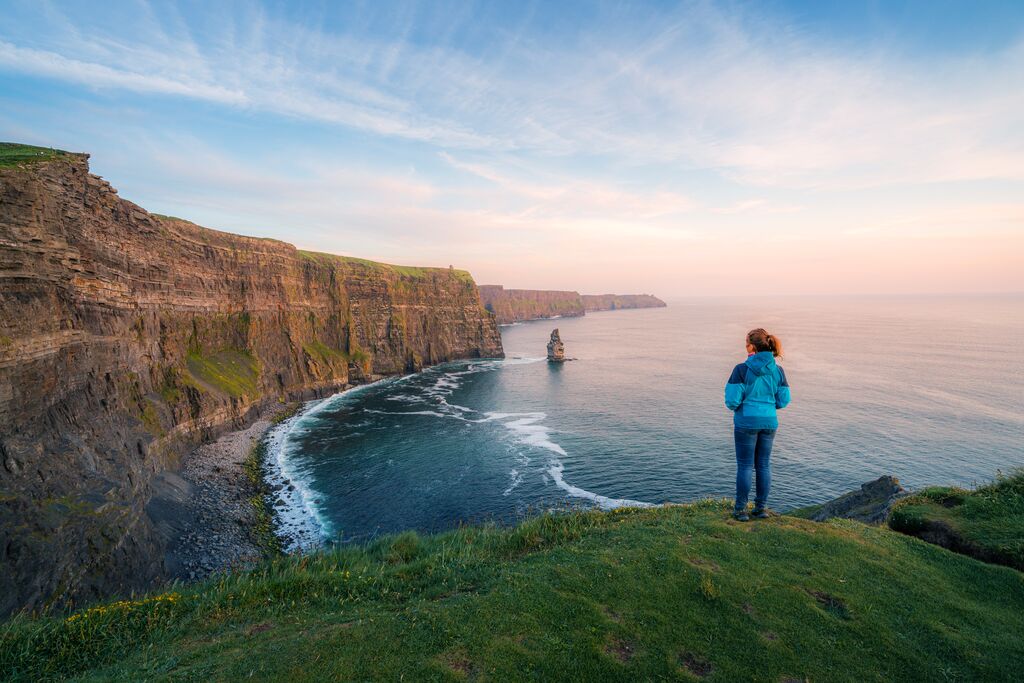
[266, 295, 1024, 550]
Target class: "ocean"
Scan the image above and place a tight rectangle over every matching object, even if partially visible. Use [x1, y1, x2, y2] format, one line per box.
[264, 295, 1024, 551]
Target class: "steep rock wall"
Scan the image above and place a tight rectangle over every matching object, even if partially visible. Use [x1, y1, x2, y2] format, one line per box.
[582, 294, 667, 312]
[479, 286, 667, 323]
[477, 285, 585, 325]
[0, 153, 502, 615]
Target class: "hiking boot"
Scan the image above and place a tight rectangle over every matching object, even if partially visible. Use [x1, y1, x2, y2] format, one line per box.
[751, 508, 770, 519]
[733, 510, 750, 522]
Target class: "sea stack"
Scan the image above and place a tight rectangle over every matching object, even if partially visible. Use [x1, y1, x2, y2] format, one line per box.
[547, 328, 566, 362]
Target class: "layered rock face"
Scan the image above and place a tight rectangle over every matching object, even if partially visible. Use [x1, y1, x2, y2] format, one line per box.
[478, 285, 585, 324]
[0, 153, 503, 615]
[479, 286, 667, 324]
[581, 294, 667, 312]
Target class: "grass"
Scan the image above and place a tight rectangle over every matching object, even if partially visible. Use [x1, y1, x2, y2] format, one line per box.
[297, 250, 475, 283]
[889, 470, 1024, 571]
[0, 142, 74, 167]
[2, 502, 1022, 681]
[301, 340, 348, 370]
[785, 503, 823, 519]
[184, 348, 260, 398]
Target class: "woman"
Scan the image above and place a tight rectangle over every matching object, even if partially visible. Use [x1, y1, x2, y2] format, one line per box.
[724, 328, 790, 521]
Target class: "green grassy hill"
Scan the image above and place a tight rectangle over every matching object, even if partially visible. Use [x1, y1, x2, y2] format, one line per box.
[890, 470, 1024, 571]
[3, 501, 1022, 681]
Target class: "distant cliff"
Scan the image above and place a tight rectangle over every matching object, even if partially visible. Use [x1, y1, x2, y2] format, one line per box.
[478, 285, 585, 325]
[0, 145, 503, 615]
[582, 294, 666, 312]
[479, 286, 666, 324]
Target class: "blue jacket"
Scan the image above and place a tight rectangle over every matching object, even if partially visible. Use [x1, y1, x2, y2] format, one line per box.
[724, 351, 791, 430]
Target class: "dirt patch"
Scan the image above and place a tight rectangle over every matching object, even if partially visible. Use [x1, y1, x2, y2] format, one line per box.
[440, 649, 476, 679]
[807, 589, 851, 620]
[687, 557, 720, 572]
[605, 635, 636, 662]
[679, 652, 713, 678]
[246, 621, 274, 636]
[742, 602, 755, 615]
[600, 605, 623, 623]
[761, 631, 779, 641]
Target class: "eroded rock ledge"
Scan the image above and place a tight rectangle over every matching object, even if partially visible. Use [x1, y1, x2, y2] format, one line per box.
[0, 151, 503, 615]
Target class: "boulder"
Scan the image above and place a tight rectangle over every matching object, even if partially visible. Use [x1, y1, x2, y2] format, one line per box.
[808, 476, 908, 524]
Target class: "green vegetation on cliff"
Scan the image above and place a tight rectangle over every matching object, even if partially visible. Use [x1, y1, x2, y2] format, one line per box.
[297, 250, 474, 283]
[889, 470, 1024, 571]
[0, 142, 74, 167]
[184, 348, 260, 398]
[2, 502, 1021, 681]
[302, 339, 348, 371]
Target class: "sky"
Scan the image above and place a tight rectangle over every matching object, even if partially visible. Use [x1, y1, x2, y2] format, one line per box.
[1, 0, 1022, 296]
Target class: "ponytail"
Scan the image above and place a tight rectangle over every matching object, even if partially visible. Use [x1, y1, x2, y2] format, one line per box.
[747, 328, 783, 359]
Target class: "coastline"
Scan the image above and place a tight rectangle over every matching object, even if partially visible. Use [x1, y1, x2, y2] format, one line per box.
[153, 407, 285, 582]
[156, 377, 401, 582]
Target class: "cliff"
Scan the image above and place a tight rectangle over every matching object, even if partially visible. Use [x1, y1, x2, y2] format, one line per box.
[478, 285, 585, 325]
[0, 145, 503, 615]
[479, 285, 667, 324]
[581, 293, 667, 312]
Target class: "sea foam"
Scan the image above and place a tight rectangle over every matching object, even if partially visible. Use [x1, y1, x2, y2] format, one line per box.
[264, 378, 400, 552]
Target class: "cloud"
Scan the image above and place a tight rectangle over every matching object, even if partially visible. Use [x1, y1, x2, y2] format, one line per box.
[2, 2, 1021, 295]
[2, 3, 1022, 190]
[0, 41, 247, 103]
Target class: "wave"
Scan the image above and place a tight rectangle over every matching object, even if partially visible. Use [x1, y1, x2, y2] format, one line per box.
[381, 361, 654, 511]
[267, 357, 650, 554]
[264, 378, 399, 552]
[484, 411, 652, 510]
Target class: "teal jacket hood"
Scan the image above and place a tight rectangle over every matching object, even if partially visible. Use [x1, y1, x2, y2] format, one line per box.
[745, 351, 776, 376]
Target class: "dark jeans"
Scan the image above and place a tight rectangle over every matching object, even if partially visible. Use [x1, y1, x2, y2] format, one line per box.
[734, 428, 776, 512]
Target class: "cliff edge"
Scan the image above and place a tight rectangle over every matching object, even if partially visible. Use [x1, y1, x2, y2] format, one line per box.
[479, 286, 667, 324]
[581, 293, 666, 312]
[0, 144, 503, 615]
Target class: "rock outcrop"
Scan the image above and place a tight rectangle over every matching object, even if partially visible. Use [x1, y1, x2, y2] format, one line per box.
[0, 150, 503, 615]
[479, 286, 667, 324]
[546, 329, 565, 362]
[581, 294, 667, 312]
[803, 476, 908, 525]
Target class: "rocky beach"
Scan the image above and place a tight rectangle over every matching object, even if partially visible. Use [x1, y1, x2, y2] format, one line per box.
[152, 415, 274, 583]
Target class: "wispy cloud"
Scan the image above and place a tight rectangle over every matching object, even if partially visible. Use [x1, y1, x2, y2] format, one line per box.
[1, 1, 1021, 294]
[3, 3, 1023, 188]
[0, 41, 247, 103]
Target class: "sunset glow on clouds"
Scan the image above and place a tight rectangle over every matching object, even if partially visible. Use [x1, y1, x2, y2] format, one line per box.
[1, 1, 1021, 295]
